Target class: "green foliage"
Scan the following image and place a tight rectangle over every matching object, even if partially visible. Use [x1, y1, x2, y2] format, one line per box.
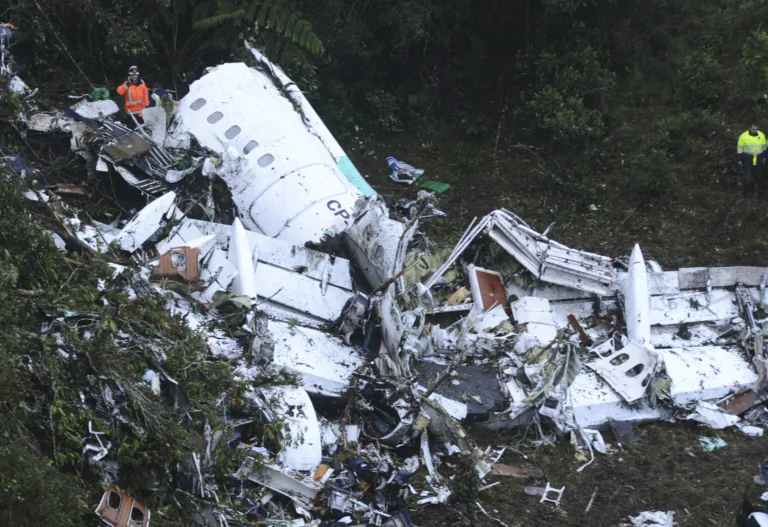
[742, 30, 768, 101]
[0, 179, 246, 522]
[365, 89, 402, 131]
[0, 440, 88, 526]
[624, 147, 677, 204]
[521, 86, 605, 143]
[677, 49, 720, 107]
[193, 0, 324, 56]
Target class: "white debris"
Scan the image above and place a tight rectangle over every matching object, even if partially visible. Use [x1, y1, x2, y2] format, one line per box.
[116, 191, 181, 253]
[658, 346, 758, 405]
[260, 386, 322, 472]
[737, 423, 764, 437]
[626, 510, 674, 527]
[270, 321, 364, 397]
[70, 99, 119, 119]
[228, 218, 257, 299]
[168, 62, 367, 245]
[686, 402, 740, 430]
[510, 297, 557, 346]
[587, 340, 657, 404]
[626, 244, 652, 346]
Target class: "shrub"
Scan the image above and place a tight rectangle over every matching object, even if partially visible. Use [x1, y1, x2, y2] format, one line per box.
[521, 86, 605, 143]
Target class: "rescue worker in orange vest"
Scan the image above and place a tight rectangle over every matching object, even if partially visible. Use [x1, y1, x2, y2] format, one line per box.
[117, 65, 149, 126]
[737, 121, 768, 197]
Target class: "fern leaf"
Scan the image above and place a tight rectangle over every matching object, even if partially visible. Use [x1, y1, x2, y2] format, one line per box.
[276, 10, 288, 33]
[267, 5, 279, 29]
[193, 9, 246, 30]
[256, 3, 270, 27]
[284, 14, 297, 36]
[245, 0, 259, 22]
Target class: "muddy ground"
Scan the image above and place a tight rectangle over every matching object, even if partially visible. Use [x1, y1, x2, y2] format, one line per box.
[345, 116, 768, 526]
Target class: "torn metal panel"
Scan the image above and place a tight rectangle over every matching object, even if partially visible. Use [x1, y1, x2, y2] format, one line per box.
[183, 218, 353, 290]
[168, 62, 364, 244]
[167, 218, 351, 322]
[650, 288, 740, 326]
[260, 386, 322, 472]
[243, 463, 322, 507]
[679, 266, 768, 289]
[567, 372, 664, 429]
[686, 402, 740, 429]
[253, 263, 350, 323]
[657, 346, 758, 405]
[192, 248, 238, 305]
[165, 293, 243, 359]
[95, 487, 151, 527]
[468, 264, 511, 314]
[344, 198, 410, 289]
[486, 210, 616, 295]
[270, 321, 364, 397]
[102, 131, 153, 161]
[116, 191, 181, 253]
[510, 297, 557, 346]
[70, 219, 120, 253]
[587, 340, 657, 404]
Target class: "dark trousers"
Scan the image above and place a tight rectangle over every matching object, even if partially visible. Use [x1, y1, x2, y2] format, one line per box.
[123, 113, 144, 129]
[742, 155, 764, 196]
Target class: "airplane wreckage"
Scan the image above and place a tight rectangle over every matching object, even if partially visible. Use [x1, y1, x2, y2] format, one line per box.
[5, 38, 768, 526]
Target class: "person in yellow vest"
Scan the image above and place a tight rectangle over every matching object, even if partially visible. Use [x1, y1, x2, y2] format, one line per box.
[116, 65, 149, 127]
[737, 122, 767, 197]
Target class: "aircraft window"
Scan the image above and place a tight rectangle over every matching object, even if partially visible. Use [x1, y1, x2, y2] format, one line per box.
[244, 140, 259, 155]
[107, 491, 121, 510]
[190, 98, 206, 111]
[257, 153, 274, 167]
[207, 112, 223, 124]
[130, 506, 145, 526]
[225, 125, 241, 139]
